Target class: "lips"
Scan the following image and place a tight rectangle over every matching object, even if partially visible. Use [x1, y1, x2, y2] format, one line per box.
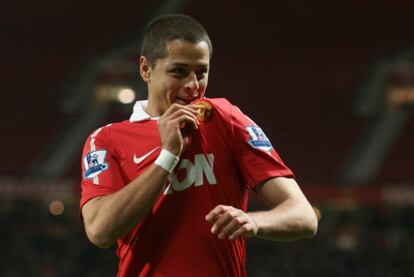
[175, 97, 196, 105]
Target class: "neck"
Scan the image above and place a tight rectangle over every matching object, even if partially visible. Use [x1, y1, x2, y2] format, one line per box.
[145, 96, 166, 117]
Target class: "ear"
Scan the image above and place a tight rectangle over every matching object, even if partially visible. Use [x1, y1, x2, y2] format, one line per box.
[139, 56, 151, 82]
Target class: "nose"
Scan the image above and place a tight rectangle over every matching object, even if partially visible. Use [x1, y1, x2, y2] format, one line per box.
[184, 73, 200, 96]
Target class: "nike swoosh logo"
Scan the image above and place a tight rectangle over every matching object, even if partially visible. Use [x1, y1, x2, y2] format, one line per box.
[133, 146, 160, 164]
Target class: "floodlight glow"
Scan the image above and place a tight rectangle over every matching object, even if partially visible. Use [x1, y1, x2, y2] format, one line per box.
[49, 200, 65, 216]
[117, 88, 136, 104]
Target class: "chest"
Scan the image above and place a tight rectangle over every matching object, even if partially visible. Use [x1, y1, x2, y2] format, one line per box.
[114, 120, 238, 190]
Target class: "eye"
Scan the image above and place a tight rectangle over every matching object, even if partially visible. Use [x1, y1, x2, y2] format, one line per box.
[170, 67, 188, 77]
[196, 69, 208, 80]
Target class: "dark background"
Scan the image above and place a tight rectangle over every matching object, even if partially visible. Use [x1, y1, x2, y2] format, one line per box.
[2, 0, 414, 183]
[1, 0, 414, 276]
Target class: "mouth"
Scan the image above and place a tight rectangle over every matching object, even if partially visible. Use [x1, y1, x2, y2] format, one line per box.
[175, 97, 197, 105]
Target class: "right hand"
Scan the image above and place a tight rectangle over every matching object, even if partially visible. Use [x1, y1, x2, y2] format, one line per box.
[157, 104, 199, 156]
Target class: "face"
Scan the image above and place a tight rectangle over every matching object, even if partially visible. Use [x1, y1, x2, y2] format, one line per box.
[140, 39, 210, 116]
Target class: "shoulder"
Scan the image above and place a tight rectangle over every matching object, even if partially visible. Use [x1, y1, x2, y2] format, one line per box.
[84, 120, 132, 145]
[204, 97, 234, 109]
[200, 97, 242, 120]
[202, 97, 254, 125]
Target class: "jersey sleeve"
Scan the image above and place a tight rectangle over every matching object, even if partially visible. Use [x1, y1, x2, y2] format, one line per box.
[229, 104, 294, 190]
[80, 125, 125, 209]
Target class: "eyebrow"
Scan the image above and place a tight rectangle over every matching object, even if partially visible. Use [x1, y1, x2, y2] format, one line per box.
[170, 62, 209, 68]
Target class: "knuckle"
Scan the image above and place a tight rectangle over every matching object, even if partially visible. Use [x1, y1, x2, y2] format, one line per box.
[224, 211, 233, 218]
[220, 227, 229, 235]
[227, 211, 236, 218]
[211, 206, 220, 213]
[232, 231, 241, 238]
[240, 225, 248, 232]
[235, 217, 243, 224]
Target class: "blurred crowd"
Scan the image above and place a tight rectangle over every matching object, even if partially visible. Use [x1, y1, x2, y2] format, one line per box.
[0, 199, 117, 277]
[0, 199, 413, 276]
[247, 204, 414, 277]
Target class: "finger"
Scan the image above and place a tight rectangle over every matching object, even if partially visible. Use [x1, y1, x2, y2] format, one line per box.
[179, 113, 199, 129]
[205, 213, 220, 225]
[163, 107, 195, 121]
[171, 114, 198, 130]
[166, 108, 199, 128]
[205, 205, 228, 223]
[186, 104, 199, 114]
[211, 211, 240, 234]
[219, 218, 244, 239]
[228, 223, 257, 240]
[161, 103, 183, 118]
[211, 213, 232, 234]
[164, 103, 198, 118]
[182, 104, 198, 114]
[228, 225, 250, 240]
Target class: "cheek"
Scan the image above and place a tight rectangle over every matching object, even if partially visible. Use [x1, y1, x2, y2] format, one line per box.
[164, 80, 183, 98]
[199, 80, 208, 95]
[165, 78, 182, 90]
[154, 78, 179, 95]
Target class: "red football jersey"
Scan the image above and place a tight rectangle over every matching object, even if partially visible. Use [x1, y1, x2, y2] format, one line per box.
[80, 98, 293, 277]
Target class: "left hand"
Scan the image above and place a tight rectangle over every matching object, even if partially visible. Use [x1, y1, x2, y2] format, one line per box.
[205, 205, 258, 240]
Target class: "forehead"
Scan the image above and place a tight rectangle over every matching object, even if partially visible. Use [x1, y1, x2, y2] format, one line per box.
[162, 39, 210, 67]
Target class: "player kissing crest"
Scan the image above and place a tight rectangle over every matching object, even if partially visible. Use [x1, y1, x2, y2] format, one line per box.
[83, 150, 109, 179]
[246, 125, 273, 152]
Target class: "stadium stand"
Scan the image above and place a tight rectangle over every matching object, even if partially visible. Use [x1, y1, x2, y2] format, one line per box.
[1, 0, 414, 276]
[3, 0, 414, 183]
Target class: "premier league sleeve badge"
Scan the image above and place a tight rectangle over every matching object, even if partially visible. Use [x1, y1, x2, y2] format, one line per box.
[83, 150, 109, 180]
[245, 125, 273, 152]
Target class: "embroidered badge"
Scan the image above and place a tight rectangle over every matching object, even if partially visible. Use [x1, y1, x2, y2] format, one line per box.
[246, 125, 273, 152]
[83, 150, 109, 179]
[195, 100, 213, 121]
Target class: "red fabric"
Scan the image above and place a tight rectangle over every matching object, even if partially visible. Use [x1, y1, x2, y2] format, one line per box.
[80, 98, 293, 277]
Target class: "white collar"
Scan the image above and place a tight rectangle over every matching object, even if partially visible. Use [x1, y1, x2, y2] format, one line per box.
[129, 100, 159, 122]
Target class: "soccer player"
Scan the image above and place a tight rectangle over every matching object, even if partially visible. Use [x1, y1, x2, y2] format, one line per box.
[80, 14, 318, 277]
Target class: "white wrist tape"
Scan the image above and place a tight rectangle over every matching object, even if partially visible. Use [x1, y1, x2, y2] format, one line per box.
[154, 149, 179, 173]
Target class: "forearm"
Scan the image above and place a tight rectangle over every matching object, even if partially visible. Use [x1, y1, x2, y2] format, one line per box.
[248, 199, 318, 241]
[206, 177, 318, 242]
[84, 163, 169, 247]
[82, 104, 198, 248]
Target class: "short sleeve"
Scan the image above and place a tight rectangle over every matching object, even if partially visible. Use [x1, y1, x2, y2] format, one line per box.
[230, 105, 294, 190]
[80, 126, 125, 209]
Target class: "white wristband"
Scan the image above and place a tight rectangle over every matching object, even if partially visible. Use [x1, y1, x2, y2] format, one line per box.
[154, 149, 179, 173]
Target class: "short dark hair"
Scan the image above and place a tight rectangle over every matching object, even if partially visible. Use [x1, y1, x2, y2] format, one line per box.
[141, 14, 213, 67]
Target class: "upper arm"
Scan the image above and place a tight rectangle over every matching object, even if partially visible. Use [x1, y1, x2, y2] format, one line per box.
[80, 126, 124, 210]
[254, 177, 318, 239]
[81, 196, 103, 227]
[81, 196, 117, 248]
[227, 103, 294, 189]
[256, 177, 311, 208]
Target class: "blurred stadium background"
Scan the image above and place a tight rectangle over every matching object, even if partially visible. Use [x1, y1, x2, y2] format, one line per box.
[2, 0, 414, 276]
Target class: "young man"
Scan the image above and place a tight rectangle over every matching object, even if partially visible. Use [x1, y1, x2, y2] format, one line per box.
[80, 14, 317, 277]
